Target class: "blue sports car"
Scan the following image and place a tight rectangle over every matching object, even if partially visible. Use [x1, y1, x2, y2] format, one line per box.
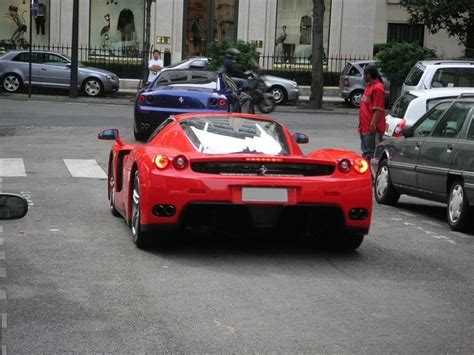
[134, 70, 239, 141]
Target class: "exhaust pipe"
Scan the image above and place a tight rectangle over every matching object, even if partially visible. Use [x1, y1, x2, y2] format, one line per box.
[153, 204, 176, 217]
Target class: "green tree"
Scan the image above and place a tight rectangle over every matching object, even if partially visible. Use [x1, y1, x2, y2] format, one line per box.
[400, 0, 474, 57]
[207, 41, 260, 71]
[375, 42, 436, 86]
[309, 0, 325, 109]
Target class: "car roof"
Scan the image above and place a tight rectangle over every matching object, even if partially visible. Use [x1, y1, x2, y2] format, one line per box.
[407, 88, 474, 99]
[417, 59, 474, 66]
[172, 112, 276, 123]
[348, 60, 375, 66]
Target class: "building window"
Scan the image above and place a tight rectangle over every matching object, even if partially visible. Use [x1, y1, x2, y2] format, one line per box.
[0, 0, 50, 49]
[387, 23, 424, 46]
[183, 0, 238, 57]
[275, 0, 331, 63]
[89, 1, 145, 55]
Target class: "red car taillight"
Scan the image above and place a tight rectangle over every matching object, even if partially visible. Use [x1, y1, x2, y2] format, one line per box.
[338, 159, 352, 173]
[218, 98, 228, 107]
[138, 94, 152, 104]
[393, 119, 407, 137]
[173, 155, 188, 169]
[154, 155, 170, 169]
[353, 158, 369, 174]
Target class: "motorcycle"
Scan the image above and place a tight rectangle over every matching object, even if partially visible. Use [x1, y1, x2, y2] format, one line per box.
[236, 60, 276, 114]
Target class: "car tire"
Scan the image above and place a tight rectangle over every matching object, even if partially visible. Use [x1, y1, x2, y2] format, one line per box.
[269, 85, 287, 105]
[349, 89, 364, 108]
[375, 160, 400, 206]
[447, 180, 473, 232]
[2, 73, 22, 93]
[133, 121, 149, 141]
[131, 171, 150, 249]
[108, 163, 121, 217]
[83, 78, 103, 97]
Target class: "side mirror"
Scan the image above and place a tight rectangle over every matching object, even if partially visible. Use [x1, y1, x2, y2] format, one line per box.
[0, 194, 28, 220]
[98, 129, 124, 145]
[401, 126, 414, 138]
[293, 133, 309, 144]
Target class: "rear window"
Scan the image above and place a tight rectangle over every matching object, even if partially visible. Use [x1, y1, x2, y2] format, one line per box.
[404, 64, 425, 86]
[154, 70, 217, 90]
[180, 116, 290, 156]
[341, 63, 352, 75]
[341, 64, 361, 77]
[12, 52, 41, 63]
[426, 96, 455, 111]
[390, 93, 417, 118]
[457, 68, 474, 87]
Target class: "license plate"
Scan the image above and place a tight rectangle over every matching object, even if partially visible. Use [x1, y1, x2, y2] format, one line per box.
[242, 187, 288, 203]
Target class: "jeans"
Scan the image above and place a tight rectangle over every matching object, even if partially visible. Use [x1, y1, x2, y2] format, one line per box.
[360, 133, 380, 161]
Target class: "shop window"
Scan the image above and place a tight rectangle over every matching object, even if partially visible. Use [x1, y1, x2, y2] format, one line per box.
[387, 23, 424, 46]
[0, 0, 50, 50]
[275, 0, 331, 64]
[89, 1, 144, 56]
[184, 0, 238, 57]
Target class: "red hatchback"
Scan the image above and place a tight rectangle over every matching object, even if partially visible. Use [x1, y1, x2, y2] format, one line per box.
[99, 113, 373, 250]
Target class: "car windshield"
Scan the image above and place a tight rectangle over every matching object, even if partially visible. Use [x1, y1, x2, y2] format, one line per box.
[404, 64, 425, 86]
[166, 59, 191, 69]
[154, 70, 217, 90]
[390, 93, 417, 118]
[180, 116, 290, 156]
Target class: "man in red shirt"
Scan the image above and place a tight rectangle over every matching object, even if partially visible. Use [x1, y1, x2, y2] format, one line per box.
[358, 65, 386, 161]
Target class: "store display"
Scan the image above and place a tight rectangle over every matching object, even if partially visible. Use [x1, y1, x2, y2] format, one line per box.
[117, 8, 135, 42]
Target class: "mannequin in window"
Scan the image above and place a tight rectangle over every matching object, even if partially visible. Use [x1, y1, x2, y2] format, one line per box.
[34, 2, 47, 35]
[117, 8, 135, 42]
[275, 25, 287, 57]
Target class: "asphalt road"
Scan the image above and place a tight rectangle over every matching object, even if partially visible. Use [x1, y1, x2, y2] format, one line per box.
[0, 98, 473, 353]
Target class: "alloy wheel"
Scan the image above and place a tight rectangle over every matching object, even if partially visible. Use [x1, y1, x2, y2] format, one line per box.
[271, 87, 285, 104]
[448, 185, 463, 224]
[85, 79, 101, 96]
[3, 75, 20, 92]
[131, 174, 140, 242]
[376, 166, 389, 199]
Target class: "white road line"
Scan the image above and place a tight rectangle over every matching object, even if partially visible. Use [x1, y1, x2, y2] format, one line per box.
[0, 238, 3, 246]
[0, 226, 3, 233]
[0, 269, 5, 278]
[63, 159, 107, 179]
[0, 290, 5, 300]
[2, 345, 6, 355]
[422, 220, 442, 227]
[398, 211, 417, 217]
[0, 159, 26, 177]
[1, 313, 6, 329]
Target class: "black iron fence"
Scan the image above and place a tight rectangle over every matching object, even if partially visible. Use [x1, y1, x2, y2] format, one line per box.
[2, 44, 373, 84]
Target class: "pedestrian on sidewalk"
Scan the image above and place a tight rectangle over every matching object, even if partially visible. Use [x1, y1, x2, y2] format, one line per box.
[147, 49, 163, 85]
[358, 65, 386, 161]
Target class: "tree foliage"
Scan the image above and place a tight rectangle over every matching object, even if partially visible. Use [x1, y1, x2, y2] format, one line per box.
[375, 42, 436, 86]
[207, 41, 260, 71]
[400, 0, 474, 47]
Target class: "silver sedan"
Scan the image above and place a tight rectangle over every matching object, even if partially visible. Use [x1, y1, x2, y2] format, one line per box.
[0, 50, 119, 96]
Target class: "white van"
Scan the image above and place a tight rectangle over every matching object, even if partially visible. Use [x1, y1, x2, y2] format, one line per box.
[402, 60, 474, 94]
[385, 88, 474, 137]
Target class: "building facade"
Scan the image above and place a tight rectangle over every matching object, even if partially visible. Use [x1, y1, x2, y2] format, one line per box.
[0, 0, 465, 65]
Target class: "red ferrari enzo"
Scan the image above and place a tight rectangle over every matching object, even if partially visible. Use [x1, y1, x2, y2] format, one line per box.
[99, 113, 372, 250]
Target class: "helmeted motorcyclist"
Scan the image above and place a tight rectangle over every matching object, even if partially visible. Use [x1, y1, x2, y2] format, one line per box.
[222, 48, 247, 89]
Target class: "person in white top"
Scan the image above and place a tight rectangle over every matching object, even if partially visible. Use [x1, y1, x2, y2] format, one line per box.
[147, 50, 163, 84]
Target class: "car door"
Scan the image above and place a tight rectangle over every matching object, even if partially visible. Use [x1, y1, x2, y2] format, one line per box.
[11, 52, 42, 85]
[416, 102, 473, 197]
[389, 102, 451, 188]
[39, 53, 71, 88]
[449, 105, 474, 204]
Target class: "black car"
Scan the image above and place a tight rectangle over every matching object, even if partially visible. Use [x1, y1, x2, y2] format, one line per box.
[372, 95, 474, 232]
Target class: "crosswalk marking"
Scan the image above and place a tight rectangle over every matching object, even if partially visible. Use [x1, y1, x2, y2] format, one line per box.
[63, 159, 107, 179]
[0, 159, 26, 177]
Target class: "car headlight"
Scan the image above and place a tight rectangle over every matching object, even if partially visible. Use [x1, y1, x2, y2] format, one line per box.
[106, 75, 116, 81]
[290, 82, 298, 87]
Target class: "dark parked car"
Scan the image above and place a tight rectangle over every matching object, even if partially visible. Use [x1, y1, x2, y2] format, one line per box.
[134, 70, 239, 141]
[0, 50, 119, 96]
[372, 95, 474, 232]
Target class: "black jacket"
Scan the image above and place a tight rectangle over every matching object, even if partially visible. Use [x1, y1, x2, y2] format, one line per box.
[223, 58, 246, 79]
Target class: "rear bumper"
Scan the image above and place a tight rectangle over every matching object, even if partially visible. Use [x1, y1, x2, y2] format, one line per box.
[139, 173, 373, 234]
